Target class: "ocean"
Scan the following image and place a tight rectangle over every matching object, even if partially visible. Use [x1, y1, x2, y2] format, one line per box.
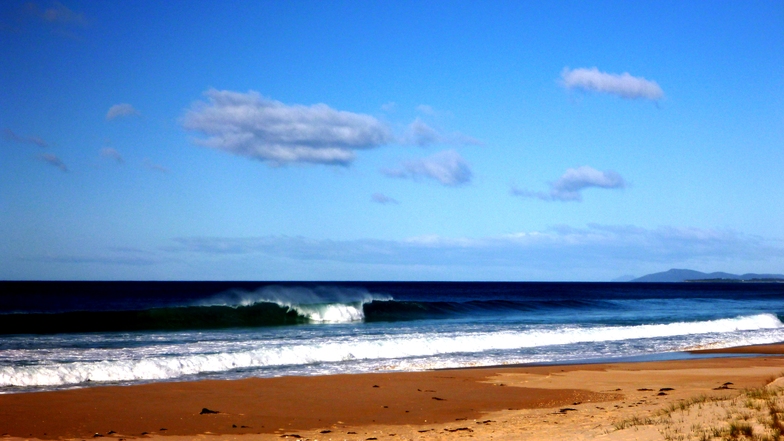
[1, 281, 783, 394]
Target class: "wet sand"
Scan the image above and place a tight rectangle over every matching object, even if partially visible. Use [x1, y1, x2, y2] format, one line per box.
[2, 346, 784, 440]
[691, 342, 784, 355]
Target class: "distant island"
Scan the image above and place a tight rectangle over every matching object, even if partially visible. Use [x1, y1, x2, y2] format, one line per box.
[625, 268, 784, 283]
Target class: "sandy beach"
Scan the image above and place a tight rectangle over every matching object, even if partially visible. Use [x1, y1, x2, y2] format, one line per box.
[2, 344, 784, 441]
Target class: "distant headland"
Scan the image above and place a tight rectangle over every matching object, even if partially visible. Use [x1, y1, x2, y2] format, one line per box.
[624, 268, 784, 283]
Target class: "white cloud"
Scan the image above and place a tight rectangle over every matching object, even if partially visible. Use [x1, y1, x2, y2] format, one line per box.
[383, 150, 472, 186]
[106, 103, 140, 120]
[561, 67, 663, 101]
[371, 192, 399, 204]
[100, 147, 124, 164]
[182, 89, 393, 166]
[512, 166, 626, 202]
[39, 153, 67, 172]
[3, 128, 47, 147]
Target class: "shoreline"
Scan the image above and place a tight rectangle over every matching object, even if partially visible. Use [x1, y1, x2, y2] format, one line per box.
[690, 342, 784, 355]
[2, 344, 784, 440]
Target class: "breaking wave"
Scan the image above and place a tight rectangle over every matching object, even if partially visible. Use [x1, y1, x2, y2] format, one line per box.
[2, 313, 781, 389]
[0, 286, 392, 334]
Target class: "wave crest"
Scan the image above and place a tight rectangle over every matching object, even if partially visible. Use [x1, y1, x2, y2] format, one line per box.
[197, 285, 392, 323]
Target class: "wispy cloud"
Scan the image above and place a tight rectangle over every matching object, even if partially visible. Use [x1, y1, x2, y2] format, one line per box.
[182, 89, 392, 166]
[416, 104, 436, 115]
[402, 118, 482, 147]
[3, 128, 48, 147]
[512, 166, 626, 202]
[106, 103, 140, 120]
[371, 192, 399, 205]
[2, 2, 86, 36]
[380, 102, 396, 112]
[40, 1, 87, 26]
[168, 225, 783, 279]
[31, 247, 162, 266]
[143, 158, 168, 173]
[39, 153, 67, 172]
[561, 67, 663, 101]
[19, 1, 87, 39]
[100, 147, 124, 164]
[405, 118, 442, 146]
[382, 150, 472, 186]
[24, 1, 87, 26]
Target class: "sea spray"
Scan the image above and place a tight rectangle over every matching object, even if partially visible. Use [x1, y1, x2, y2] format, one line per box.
[196, 285, 392, 323]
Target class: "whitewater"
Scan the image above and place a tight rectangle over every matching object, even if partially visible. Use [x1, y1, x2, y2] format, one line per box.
[1, 281, 783, 393]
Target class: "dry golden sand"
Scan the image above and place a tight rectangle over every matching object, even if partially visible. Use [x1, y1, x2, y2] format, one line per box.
[3, 345, 784, 441]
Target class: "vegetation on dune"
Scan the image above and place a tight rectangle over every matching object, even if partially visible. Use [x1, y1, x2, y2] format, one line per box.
[611, 374, 784, 440]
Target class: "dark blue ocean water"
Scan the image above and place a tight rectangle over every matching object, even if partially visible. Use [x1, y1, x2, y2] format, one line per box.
[1, 281, 783, 393]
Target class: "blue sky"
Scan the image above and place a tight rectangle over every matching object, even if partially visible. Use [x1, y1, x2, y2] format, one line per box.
[1, 0, 782, 281]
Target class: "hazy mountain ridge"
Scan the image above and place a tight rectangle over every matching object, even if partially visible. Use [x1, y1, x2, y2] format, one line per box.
[629, 269, 784, 283]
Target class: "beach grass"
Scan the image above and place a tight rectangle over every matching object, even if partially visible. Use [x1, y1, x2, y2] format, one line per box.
[609, 374, 784, 441]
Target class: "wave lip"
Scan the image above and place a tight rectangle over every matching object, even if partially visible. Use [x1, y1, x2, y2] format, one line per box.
[198, 285, 393, 324]
[291, 303, 365, 323]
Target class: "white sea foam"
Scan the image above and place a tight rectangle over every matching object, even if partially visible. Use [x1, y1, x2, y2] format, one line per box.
[196, 285, 390, 323]
[2, 313, 782, 389]
[290, 303, 366, 322]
